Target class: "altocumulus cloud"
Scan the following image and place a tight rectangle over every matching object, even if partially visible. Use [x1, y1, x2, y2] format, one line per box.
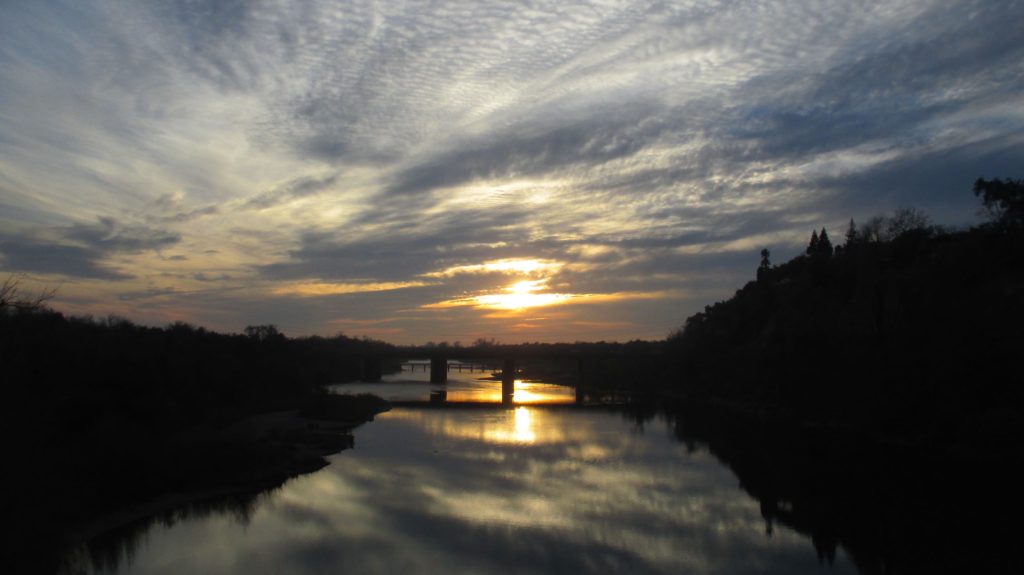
[1, 0, 1022, 342]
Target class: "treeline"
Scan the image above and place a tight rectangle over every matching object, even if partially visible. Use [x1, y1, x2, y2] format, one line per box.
[0, 310, 396, 425]
[0, 304, 395, 572]
[667, 178, 1024, 458]
[409, 338, 662, 362]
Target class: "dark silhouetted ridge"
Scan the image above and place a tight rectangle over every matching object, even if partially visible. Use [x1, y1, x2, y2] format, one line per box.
[666, 179, 1024, 461]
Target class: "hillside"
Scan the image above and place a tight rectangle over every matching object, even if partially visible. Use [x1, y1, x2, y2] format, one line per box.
[667, 179, 1024, 458]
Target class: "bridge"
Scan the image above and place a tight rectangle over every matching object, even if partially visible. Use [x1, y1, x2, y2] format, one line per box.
[400, 360, 492, 375]
[352, 342, 664, 404]
[361, 356, 529, 403]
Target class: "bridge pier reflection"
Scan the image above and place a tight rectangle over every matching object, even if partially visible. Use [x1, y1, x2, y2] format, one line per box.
[430, 356, 447, 383]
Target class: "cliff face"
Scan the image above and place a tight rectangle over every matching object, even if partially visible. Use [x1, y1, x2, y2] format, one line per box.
[667, 226, 1024, 457]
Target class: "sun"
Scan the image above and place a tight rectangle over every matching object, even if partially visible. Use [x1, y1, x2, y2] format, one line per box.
[473, 279, 572, 310]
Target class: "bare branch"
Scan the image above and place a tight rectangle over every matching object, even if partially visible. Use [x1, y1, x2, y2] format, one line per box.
[0, 274, 57, 312]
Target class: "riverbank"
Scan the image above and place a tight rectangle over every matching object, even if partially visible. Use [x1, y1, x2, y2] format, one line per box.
[647, 396, 1024, 575]
[67, 394, 390, 542]
[655, 386, 1024, 465]
[10, 393, 391, 575]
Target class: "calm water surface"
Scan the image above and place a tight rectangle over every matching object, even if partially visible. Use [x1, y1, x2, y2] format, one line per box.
[73, 368, 857, 574]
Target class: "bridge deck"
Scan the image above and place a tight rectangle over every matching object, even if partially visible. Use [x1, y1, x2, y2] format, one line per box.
[387, 400, 627, 410]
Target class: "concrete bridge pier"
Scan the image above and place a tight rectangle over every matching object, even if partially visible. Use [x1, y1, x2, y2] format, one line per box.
[575, 357, 585, 404]
[430, 356, 447, 384]
[501, 358, 515, 404]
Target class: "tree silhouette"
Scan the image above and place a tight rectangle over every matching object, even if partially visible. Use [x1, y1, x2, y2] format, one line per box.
[817, 228, 833, 257]
[974, 177, 1024, 230]
[806, 230, 819, 256]
[859, 216, 884, 243]
[844, 219, 858, 246]
[0, 275, 55, 312]
[884, 207, 931, 239]
[757, 248, 771, 281]
[244, 324, 284, 342]
[805, 228, 832, 258]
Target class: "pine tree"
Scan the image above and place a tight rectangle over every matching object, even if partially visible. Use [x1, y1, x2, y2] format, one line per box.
[845, 218, 858, 246]
[818, 227, 833, 257]
[806, 230, 819, 256]
[757, 248, 771, 282]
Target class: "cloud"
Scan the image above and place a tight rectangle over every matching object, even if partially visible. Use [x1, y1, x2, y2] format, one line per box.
[258, 202, 546, 283]
[241, 174, 340, 210]
[383, 101, 666, 197]
[118, 286, 178, 301]
[63, 217, 180, 253]
[193, 272, 232, 282]
[424, 258, 565, 278]
[153, 205, 221, 224]
[272, 280, 433, 297]
[0, 238, 131, 280]
[1, 0, 1023, 341]
[0, 217, 180, 280]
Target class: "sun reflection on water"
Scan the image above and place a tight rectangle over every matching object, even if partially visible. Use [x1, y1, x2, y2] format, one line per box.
[384, 402, 560, 445]
[512, 406, 535, 443]
[440, 379, 574, 405]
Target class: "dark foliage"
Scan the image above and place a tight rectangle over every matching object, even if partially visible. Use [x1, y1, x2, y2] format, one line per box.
[974, 176, 1024, 230]
[805, 229, 819, 256]
[844, 218, 858, 246]
[0, 311, 394, 572]
[816, 227, 833, 257]
[651, 401, 1024, 575]
[757, 249, 771, 282]
[667, 189, 1024, 460]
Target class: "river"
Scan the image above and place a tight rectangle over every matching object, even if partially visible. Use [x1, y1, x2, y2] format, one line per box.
[62, 366, 866, 574]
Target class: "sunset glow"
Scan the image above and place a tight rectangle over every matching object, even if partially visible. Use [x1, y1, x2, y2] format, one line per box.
[0, 1, 1018, 343]
[425, 258, 563, 278]
[386, 401, 566, 445]
[474, 280, 573, 310]
[510, 381, 573, 405]
[273, 281, 433, 297]
[438, 379, 576, 405]
[511, 407, 535, 443]
[3, 3, 1021, 574]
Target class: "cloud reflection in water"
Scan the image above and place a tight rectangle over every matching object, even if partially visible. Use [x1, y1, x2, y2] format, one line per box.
[90, 408, 858, 574]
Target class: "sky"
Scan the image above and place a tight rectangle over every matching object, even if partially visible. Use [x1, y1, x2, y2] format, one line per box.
[1, 0, 1022, 344]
